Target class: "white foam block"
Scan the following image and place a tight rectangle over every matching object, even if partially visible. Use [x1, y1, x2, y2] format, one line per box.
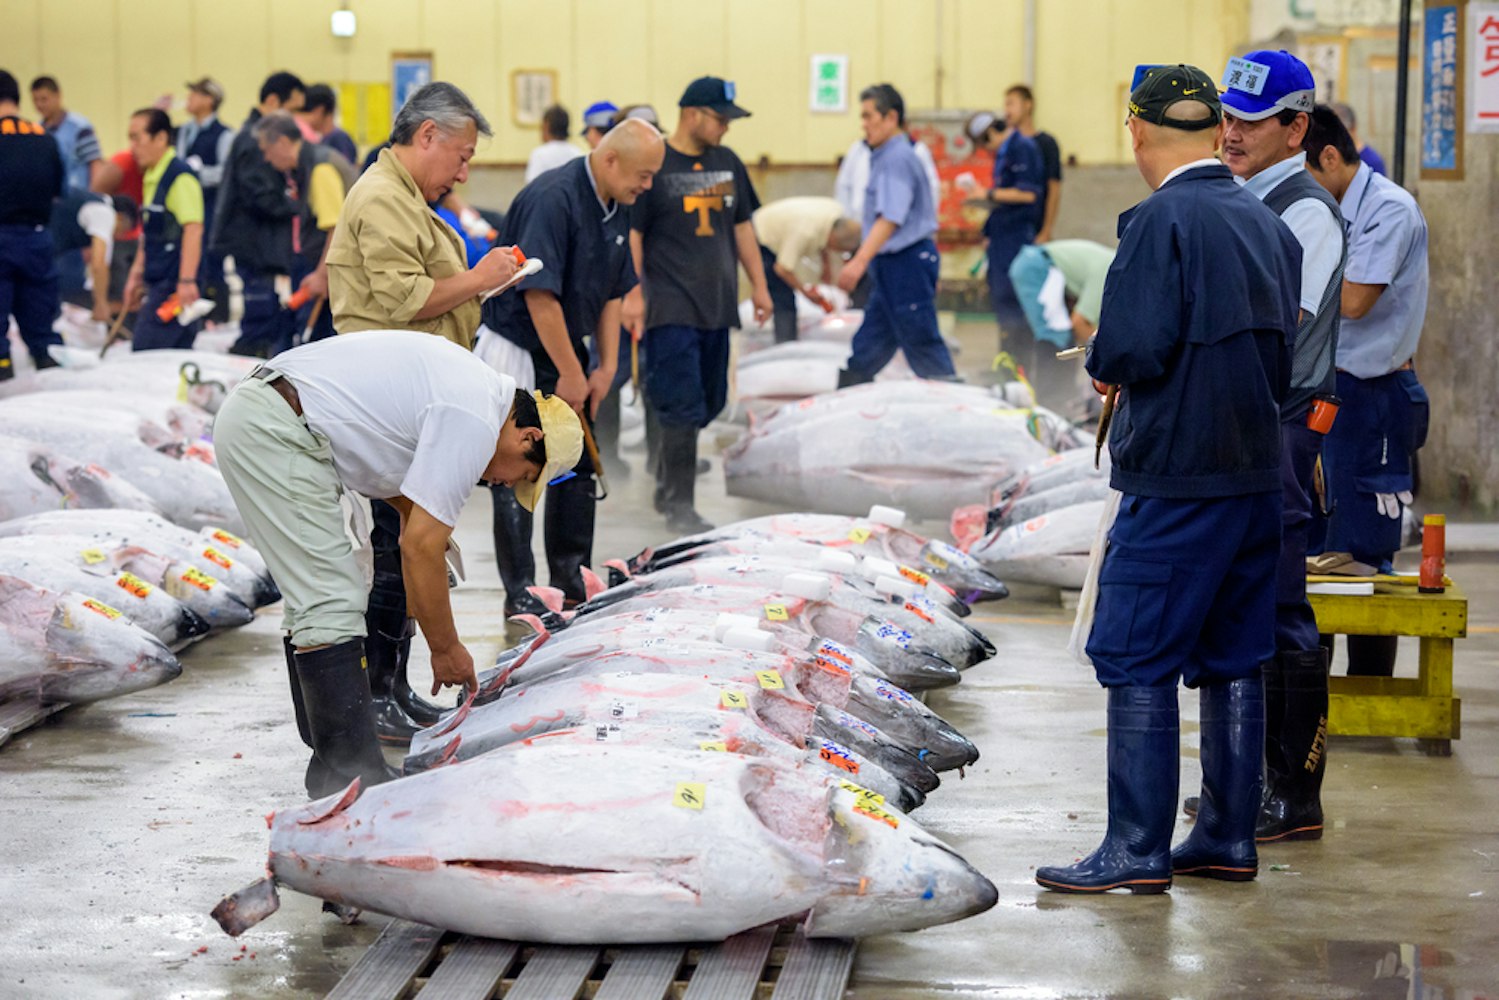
[782, 571, 833, 602]
[816, 549, 859, 572]
[713, 612, 759, 640]
[861, 556, 899, 582]
[867, 505, 907, 528]
[874, 574, 919, 599]
[1306, 582, 1376, 596]
[720, 627, 777, 653]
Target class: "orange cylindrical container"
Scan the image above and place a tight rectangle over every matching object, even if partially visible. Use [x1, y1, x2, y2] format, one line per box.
[1419, 514, 1446, 593]
[286, 288, 313, 310]
[155, 294, 181, 321]
[1307, 396, 1340, 434]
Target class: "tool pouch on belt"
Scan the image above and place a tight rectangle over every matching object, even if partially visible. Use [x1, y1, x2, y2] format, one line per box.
[1307, 394, 1340, 435]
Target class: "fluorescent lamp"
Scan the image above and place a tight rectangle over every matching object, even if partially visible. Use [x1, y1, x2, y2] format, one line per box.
[331, 9, 356, 37]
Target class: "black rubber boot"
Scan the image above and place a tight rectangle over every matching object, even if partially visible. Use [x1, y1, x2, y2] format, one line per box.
[1257, 649, 1328, 842]
[364, 613, 442, 744]
[592, 388, 631, 481]
[293, 638, 398, 799]
[285, 636, 336, 794]
[1036, 686, 1178, 894]
[544, 468, 597, 607]
[837, 367, 872, 389]
[490, 483, 546, 616]
[1172, 675, 1265, 881]
[1346, 634, 1398, 677]
[660, 424, 713, 535]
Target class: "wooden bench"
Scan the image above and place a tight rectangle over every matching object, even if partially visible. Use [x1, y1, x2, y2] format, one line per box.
[1309, 581, 1467, 755]
[326, 919, 856, 1000]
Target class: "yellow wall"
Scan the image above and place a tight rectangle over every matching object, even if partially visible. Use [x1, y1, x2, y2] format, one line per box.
[5, 0, 1249, 167]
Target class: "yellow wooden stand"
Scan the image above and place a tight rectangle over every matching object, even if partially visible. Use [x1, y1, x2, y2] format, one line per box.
[1308, 582, 1467, 756]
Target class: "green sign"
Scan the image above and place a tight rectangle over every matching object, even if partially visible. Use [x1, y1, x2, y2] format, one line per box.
[810, 54, 848, 113]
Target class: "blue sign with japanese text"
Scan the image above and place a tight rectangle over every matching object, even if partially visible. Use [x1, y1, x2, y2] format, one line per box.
[1422, 5, 1460, 171]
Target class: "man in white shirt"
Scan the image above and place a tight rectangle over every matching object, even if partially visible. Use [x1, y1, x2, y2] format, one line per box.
[213, 331, 583, 798]
[524, 104, 584, 182]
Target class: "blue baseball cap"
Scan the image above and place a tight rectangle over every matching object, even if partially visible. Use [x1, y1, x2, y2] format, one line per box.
[581, 101, 617, 134]
[1220, 50, 1316, 121]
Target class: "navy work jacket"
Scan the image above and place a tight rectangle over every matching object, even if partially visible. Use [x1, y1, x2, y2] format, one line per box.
[1086, 162, 1301, 499]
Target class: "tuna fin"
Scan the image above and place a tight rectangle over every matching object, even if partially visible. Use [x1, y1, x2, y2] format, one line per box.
[298, 779, 361, 825]
[581, 566, 607, 600]
[602, 558, 632, 581]
[210, 876, 281, 937]
[528, 585, 567, 614]
[949, 505, 988, 552]
[430, 688, 477, 739]
[507, 612, 548, 636]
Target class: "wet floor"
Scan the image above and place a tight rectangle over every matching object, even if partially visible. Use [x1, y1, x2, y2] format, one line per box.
[2, 319, 1496, 999]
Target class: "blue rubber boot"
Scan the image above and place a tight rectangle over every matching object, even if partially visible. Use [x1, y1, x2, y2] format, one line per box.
[1172, 674, 1265, 881]
[1036, 686, 1179, 894]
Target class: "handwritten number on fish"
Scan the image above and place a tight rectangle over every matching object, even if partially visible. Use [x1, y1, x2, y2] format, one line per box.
[673, 782, 706, 810]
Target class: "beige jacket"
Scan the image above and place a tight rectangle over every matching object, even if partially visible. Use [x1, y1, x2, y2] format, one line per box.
[327, 147, 479, 347]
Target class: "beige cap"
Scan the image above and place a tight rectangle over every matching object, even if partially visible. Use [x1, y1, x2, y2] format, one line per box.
[512, 391, 583, 512]
[185, 77, 225, 105]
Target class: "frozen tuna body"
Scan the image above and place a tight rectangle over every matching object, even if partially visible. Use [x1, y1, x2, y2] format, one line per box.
[636, 513, 1007, 603]
[966, 500, 1108, 589]
[0, 410, 243, 533]
[724, 401, 1051, 520]
[0, 541, 209, 648]
[0, 437, 161, 521]
[241, 744, 997, 943]
[0, 510, 278, 609]
[0, 574, 181, 707]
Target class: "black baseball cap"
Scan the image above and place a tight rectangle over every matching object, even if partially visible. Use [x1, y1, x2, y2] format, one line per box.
[1127, 64, 1221, 131]
[678, 76, 750, 119]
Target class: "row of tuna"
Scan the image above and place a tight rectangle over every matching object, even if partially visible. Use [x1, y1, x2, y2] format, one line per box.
[216, 508, 1007, 945]
[0, 350, 276, 744]
[723, 379, 1086, 521]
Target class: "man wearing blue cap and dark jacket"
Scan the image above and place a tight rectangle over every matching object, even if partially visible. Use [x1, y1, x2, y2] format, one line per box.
[1208, 49, 1347, 846]
[1036, 65, 1302, 895]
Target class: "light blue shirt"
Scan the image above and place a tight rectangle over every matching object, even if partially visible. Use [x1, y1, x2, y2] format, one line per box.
[1336, 162, 1428, 378]
[863, 135, 937, 256]
[43, 110, 101, 195]
[1241, 152, 1343, 316]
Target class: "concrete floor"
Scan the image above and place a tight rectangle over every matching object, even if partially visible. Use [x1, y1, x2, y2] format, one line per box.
[2, 320, 1496, 999]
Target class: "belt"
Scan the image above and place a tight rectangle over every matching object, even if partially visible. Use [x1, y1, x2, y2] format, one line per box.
[249, 366, 303, 416]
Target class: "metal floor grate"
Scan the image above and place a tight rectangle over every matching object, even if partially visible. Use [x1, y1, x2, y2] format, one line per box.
[327, 919, 856, 1000]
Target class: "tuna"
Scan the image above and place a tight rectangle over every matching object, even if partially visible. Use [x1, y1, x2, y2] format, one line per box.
[212, 743, 997, 943]
[407, 668, 935, 808]
[0, 540, 210, 648]
[467, 638, 977, 771]
[2, 350, 255, 414]
[0, 391, 214, 458]
[0, 573, 181, 710]
[603, 552, 971, 620]
[0, 409, 243, 532]
[634, 512, 1009, 604]
[0, 533, 253, 631]
[0, 510, 278, 609]
[723, 399, 1053, 519]
[0, 437, 162, 521]
[573, 579, 994, 676]
[965, 499, 1108, 590]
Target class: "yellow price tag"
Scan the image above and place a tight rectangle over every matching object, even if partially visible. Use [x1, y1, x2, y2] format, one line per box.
[79, 549, 106, 565]
[838, 779, 885, 805]
[720, 690, 748, 710]
[755, 670, 785, 690]
[116, 572, 153, 599]
[82, 598, 123, 620]
[698, 741, 728, 752]
[897, 565, 931, 586]
[924, 551, 950, 571]
[847, 527, 871, 543]
[180, 567, 216, 591]
[210, 529, 243, 549]
[763, 604, 789, 622]
[673, 782, 706, 810]
[853, 801, 900, 828]
[176, 371, 190, 404]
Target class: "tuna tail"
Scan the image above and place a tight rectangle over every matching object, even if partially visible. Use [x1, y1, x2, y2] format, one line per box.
[210, 876, 281, 937]
[580, 566, 607, 601]
[527, 586, 568, 614]
[603, 558, 633, 588]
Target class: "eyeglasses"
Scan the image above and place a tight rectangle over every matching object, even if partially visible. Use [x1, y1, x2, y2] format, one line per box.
[701, 109, 730, 127]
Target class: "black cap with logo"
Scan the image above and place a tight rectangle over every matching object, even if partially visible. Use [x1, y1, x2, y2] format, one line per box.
[1127, 64, 1221, 131]
[678, 76, 751, 119]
